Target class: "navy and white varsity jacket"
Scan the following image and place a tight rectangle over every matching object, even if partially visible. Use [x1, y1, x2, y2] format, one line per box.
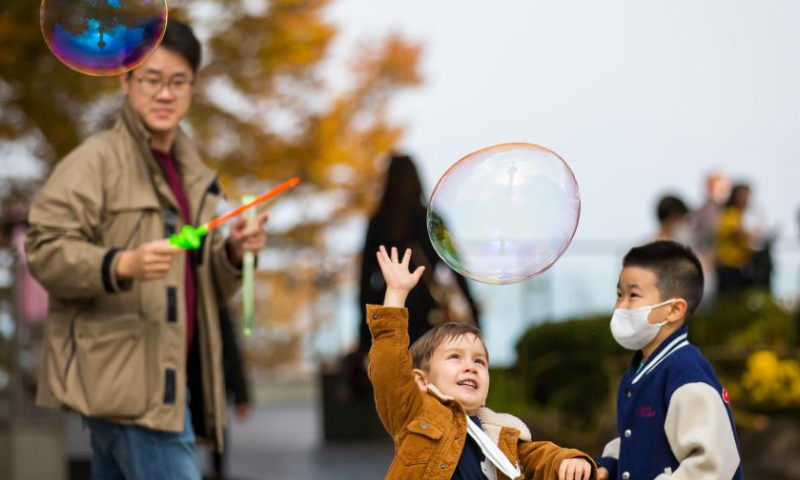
[595, 326, 743, 480]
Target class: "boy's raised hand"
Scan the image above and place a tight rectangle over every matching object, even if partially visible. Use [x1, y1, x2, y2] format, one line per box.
[558, 458, 593, 480]
[376, 246, 425, 308]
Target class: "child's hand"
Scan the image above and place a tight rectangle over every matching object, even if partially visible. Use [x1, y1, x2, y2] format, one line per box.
[597, 467, 609, 480]
[558, 458, 592, 480]
[376, 246, 425, 308]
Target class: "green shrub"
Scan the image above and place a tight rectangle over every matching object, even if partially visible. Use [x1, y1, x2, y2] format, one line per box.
[512, 290, 800, 434]
[691, 289, 798, 348]
[513, 315, 627, 428]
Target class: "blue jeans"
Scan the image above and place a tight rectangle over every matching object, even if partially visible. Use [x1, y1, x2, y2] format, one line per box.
[84, 394, 202, 480]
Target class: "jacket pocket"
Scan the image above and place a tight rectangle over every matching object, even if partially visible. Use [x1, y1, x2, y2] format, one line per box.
[103, 200, 160, 248]
[73, 316, 148, 418]
[398, 419, 444, 466]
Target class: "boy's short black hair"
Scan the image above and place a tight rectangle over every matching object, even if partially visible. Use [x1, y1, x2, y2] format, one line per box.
[623, 240, 704, 316]
[656, 195, 689, 223]
[160, 19, 202, 73]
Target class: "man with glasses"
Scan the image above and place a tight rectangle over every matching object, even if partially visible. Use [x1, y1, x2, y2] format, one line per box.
[25, 19, 267, 480]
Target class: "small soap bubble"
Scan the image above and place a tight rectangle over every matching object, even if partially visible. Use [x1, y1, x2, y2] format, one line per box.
[40, 0, 168, 76]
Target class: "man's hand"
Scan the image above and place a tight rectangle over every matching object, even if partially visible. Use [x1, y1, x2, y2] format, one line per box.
[597, 467, 609, 480]
[558, 458, 593, 480]
[115, 239, 182, 281]
[376, 246, 424, 308]
[228, 211, 269, 265]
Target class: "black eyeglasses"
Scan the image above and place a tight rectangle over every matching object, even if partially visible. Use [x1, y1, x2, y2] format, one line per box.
[132, 76, 194, 98]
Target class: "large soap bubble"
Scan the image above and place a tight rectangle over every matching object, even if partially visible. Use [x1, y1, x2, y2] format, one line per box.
[40, 0, 168, 76]
[427, 143, 580, 285]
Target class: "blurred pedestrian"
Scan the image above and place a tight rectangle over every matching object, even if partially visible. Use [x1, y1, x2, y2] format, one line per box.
[342, 153, 480, 402]
[358, 153, 480, 352]
[715, 183, 755, 293]
[211, 306, 252, 480]
[653, 195, 690, 242]
[694, 172, 731, 259]
[692, 172, 731, 310]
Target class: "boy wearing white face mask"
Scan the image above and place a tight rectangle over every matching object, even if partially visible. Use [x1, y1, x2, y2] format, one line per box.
[595, 240, 743, 480]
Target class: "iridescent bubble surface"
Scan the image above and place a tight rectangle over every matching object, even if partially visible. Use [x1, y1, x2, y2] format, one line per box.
[427, 143, 580, 285]
[40, 0, 168, 76]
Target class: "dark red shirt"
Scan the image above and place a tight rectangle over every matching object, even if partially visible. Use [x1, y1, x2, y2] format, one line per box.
[152, 149, 197, 354]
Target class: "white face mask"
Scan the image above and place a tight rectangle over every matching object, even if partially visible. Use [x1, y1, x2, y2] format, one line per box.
[610, 299, 675, 350]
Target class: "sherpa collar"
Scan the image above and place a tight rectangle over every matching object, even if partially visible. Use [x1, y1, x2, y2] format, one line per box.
[425, 384, 532, 443]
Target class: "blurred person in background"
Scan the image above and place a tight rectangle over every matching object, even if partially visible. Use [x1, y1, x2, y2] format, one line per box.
[358, 153, 480, 351]
[692, 172, 731, 310]
[210, 306, 252, 480]
[345, 153, 480, 400]
[715, 183, 756, 294]
[653, 195, 691, 243]
[693, 172, 731, 257]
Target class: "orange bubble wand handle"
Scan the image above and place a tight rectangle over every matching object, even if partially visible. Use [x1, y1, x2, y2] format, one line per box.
[204, 177, 301, 232]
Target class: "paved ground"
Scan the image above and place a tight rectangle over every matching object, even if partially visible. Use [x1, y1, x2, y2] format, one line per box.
[65, 378, 394, 480]
[200, 401, 393, 480]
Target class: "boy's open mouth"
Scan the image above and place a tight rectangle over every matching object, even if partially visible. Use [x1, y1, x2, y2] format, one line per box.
[457, 380, 478, 391]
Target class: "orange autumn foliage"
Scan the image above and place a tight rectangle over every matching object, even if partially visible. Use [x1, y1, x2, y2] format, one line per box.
[1, 0, 423, 370]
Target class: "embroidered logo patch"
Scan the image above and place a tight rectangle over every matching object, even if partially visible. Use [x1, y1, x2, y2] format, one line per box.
[637, 404, 656, 417]
[722, 388, 730, 404]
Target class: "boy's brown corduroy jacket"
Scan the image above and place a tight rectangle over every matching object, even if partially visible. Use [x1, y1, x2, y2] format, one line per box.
[367, 305, 596, 480]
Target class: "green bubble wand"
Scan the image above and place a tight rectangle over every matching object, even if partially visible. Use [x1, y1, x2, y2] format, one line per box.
[168, 177, 301, 336]
[169, 177, 301, 250]
[241, 195, 256, 336]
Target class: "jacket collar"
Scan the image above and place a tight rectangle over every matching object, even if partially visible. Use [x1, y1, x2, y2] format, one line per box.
[476, 406, 532, 443]
[425, 384, 532, 443]
[426, 383, 454, 403]
[120, 96, 153, 147]
[629, 326, 690, 384]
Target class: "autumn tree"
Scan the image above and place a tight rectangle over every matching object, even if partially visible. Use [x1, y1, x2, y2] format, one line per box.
[0, 0, 423, 370]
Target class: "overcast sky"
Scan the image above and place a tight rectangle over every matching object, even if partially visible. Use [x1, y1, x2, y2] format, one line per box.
[327, 0, 800, 248]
